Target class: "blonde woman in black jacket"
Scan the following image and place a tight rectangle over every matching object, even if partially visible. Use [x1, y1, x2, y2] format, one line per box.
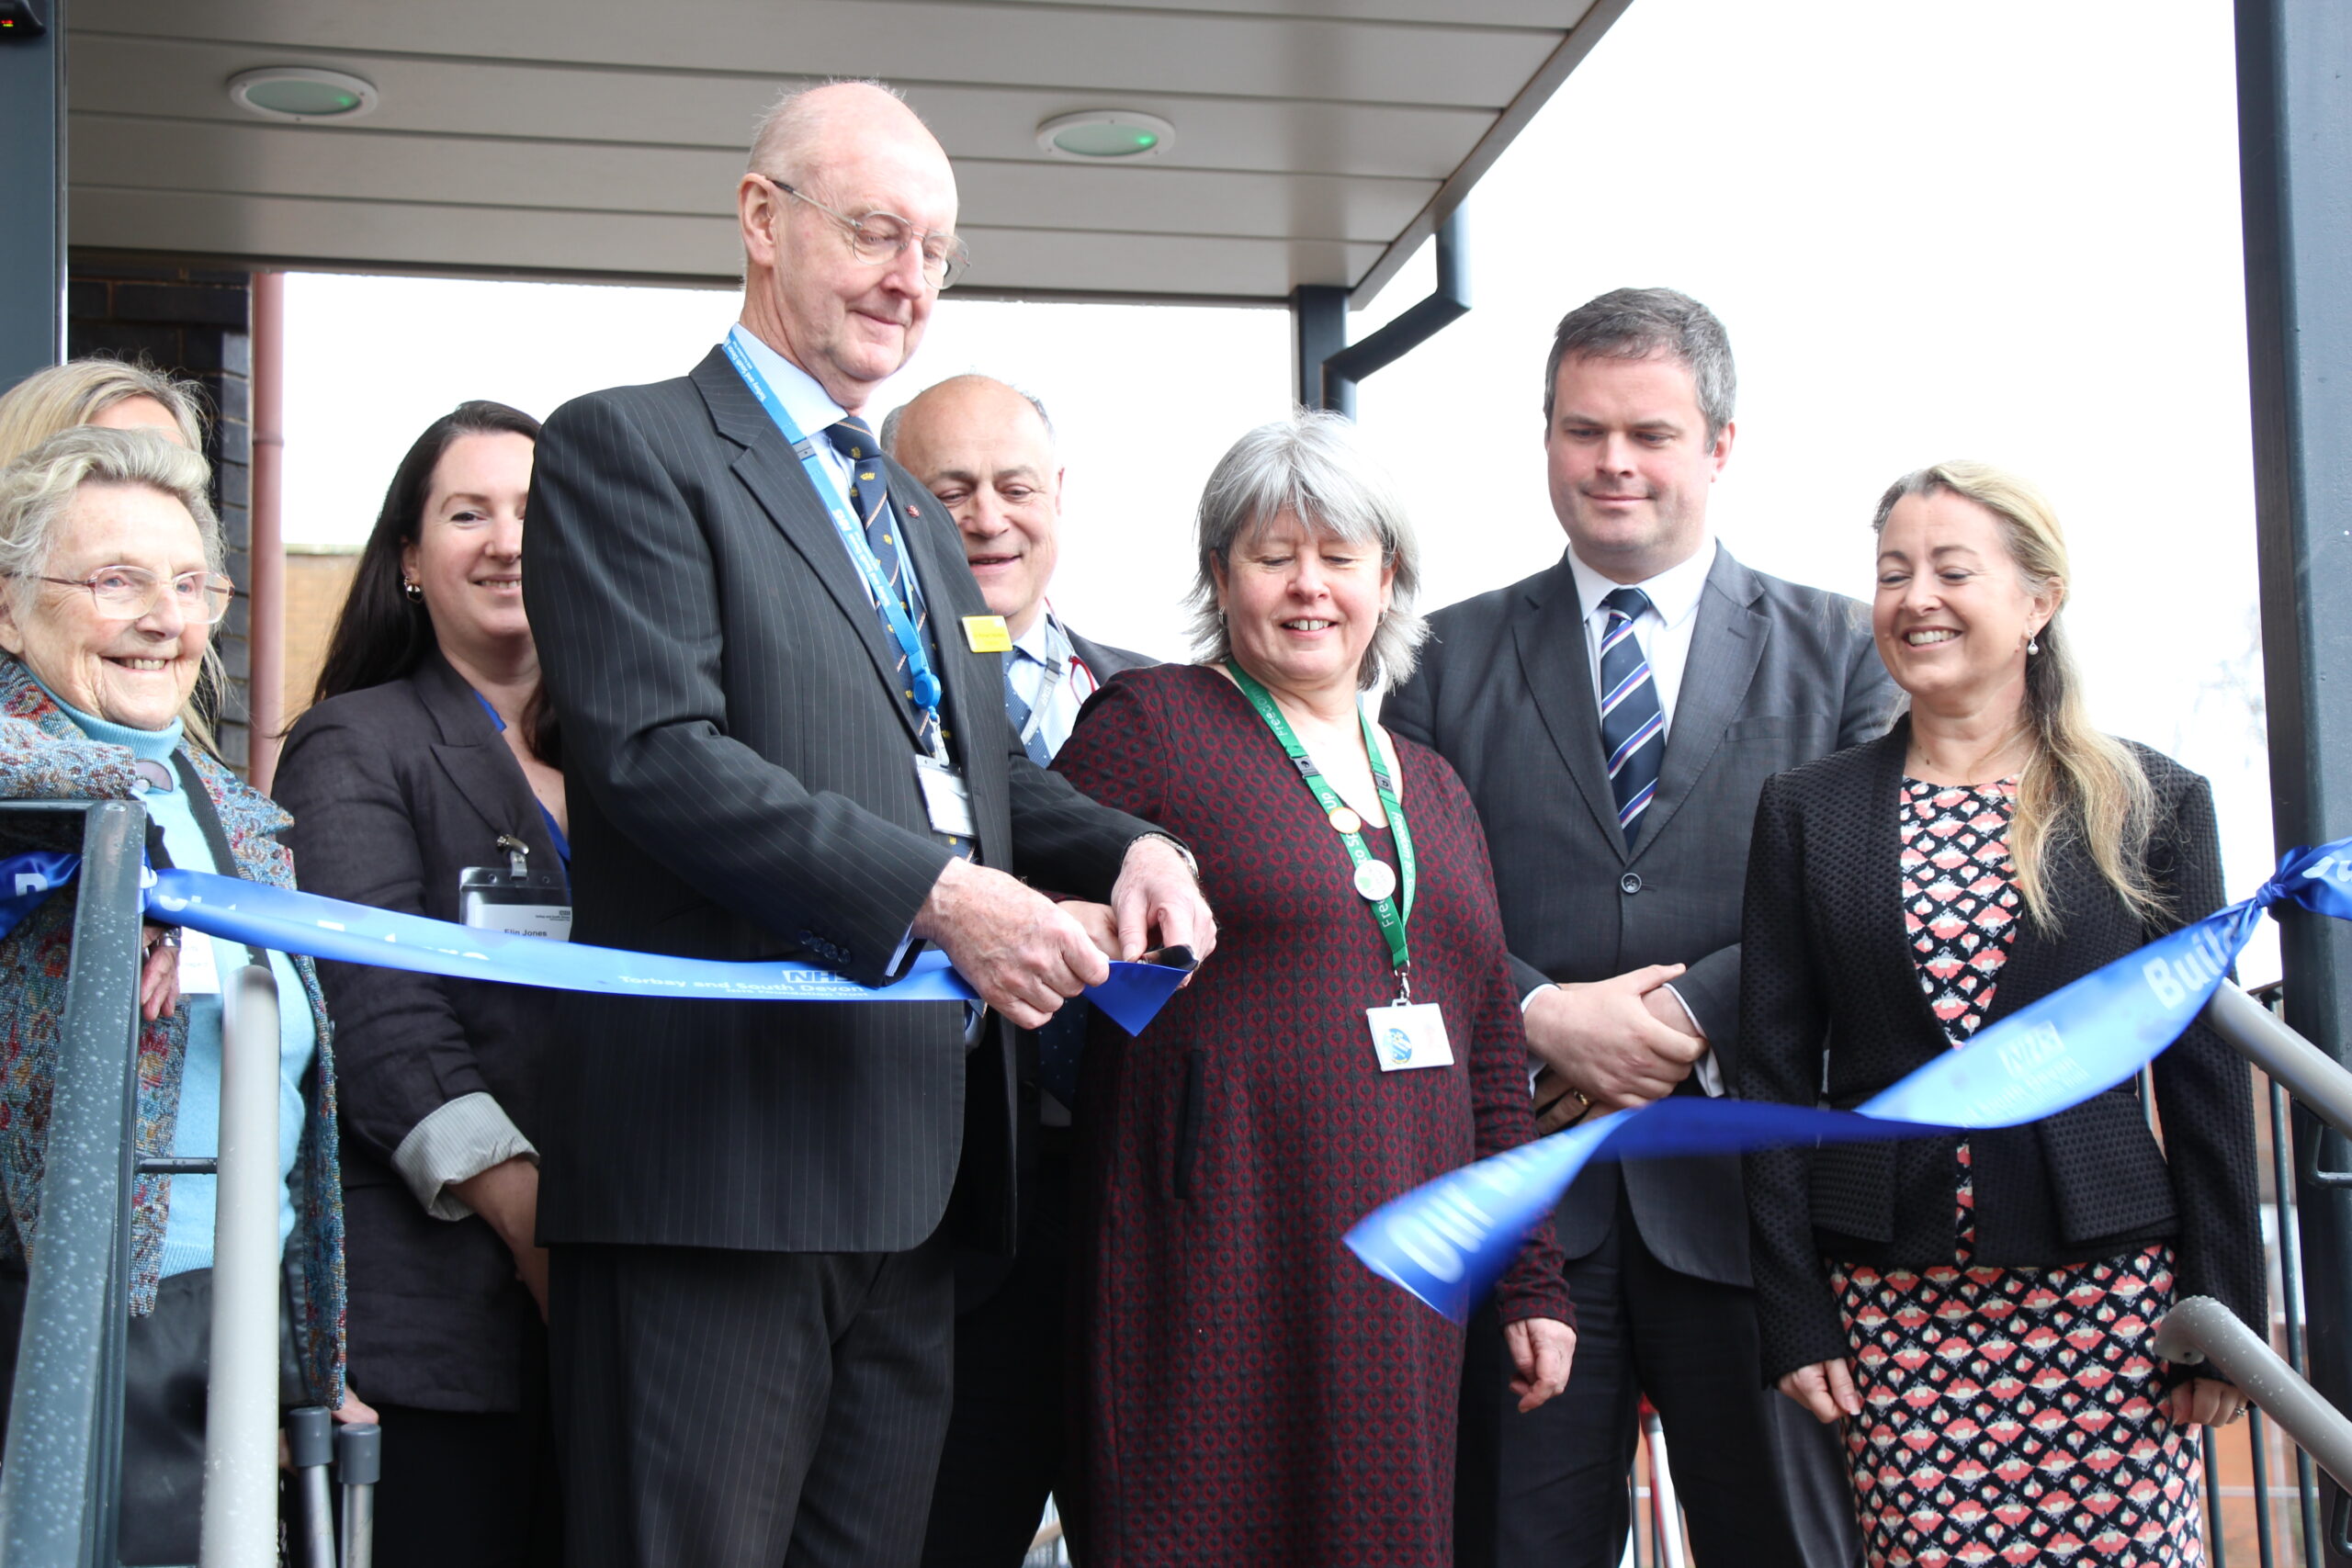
[1737, 460, 2262, 1568]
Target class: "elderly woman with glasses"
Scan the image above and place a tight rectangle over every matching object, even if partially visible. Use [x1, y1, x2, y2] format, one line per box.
[1050, 412, 1577, 1568]
[0, 427, 351, 1565]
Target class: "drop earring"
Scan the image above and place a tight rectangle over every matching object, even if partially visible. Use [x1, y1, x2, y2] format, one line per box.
[402, 578, 424, 602]
[2026, 632, 2041, 655]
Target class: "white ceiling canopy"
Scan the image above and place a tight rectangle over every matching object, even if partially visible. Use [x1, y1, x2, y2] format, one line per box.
[65, 0, 1627, 305]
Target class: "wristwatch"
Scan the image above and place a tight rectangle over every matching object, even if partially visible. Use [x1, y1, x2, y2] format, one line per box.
[1136, 832, 1200, 882]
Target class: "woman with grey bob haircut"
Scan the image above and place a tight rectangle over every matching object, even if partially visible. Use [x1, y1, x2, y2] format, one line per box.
[0, 426, 358, 1564]
[1053, 412, 1575, 1564]
[1185, 408, 1427, 690]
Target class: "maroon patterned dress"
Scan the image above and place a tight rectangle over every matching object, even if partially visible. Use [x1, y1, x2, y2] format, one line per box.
[1051, 663, 1572, 1568]
[1829, 779, 2206, 1567]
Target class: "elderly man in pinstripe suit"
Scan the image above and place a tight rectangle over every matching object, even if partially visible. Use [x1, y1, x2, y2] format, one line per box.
[522, 82, 1214, 1568]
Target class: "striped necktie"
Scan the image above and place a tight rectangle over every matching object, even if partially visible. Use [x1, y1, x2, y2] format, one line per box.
[825, 417, 945, 758]
[1598, 586, 1666, 847]
[824, 417, 971, 861]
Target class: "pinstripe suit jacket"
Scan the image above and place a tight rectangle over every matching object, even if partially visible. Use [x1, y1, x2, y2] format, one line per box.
[522, 348, 1157, 1256]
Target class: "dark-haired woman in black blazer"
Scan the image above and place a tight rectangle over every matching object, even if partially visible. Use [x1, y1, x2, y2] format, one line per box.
[276, 401, 562, 1567]
[1737, 460, 2263, 1568]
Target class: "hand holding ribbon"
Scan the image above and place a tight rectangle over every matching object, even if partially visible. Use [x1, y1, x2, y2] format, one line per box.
[1346, 837, 2352, 1325]
[0, 857, 1195, 1037]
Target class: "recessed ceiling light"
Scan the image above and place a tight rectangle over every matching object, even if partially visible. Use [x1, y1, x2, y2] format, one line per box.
[227, 66, 379, 122]
[1035, 110, 1174, 162]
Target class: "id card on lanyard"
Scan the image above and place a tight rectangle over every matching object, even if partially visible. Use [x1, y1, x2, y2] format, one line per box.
[460, 835, 572, 941]
[1227, 665, 1453, 1072]
[721, 329, 975, 840]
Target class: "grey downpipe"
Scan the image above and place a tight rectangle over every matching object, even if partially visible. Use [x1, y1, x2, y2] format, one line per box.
[1311, 208, 1471, 418]
[2154, 1294, 2352, 1496]
[2204, 980, 2352, 1142]
[199, 964, 282, 1566]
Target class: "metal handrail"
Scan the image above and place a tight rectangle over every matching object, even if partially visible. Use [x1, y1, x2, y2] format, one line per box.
[2197, 978, 2352, 1562]
[2157, 1297, 2352, 1494]
[2206, 982, 2352, 1144]
[2157, 1296, 2352, 1555]
[0, 799, 148, 1567]
[202, 964, 284, 1565]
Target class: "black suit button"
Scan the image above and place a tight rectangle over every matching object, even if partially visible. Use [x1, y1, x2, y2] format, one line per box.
[1619, 872, 1644, 896]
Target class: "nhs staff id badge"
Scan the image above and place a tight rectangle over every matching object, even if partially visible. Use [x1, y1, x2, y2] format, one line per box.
[914, 754, 978, 839]
[458, 867, 572, 941]
[175, 928, 222, 995]
[1366, 1002, 1454, 1072]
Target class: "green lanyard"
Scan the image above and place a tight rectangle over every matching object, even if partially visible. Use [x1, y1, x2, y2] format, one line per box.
[1227, 664, 1418, 996]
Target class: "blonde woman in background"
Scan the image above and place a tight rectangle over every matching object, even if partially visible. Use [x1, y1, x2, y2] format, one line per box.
[1737, 460, 2263, 1565]
[0, 356, 205, 463]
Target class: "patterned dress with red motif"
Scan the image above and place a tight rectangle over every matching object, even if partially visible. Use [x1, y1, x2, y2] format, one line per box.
[1828, 779, 2207, 1567]
[1049, 664, 1573, 1568]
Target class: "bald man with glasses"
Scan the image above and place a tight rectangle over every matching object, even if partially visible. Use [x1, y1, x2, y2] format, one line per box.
[524, 83, 1213, 1568]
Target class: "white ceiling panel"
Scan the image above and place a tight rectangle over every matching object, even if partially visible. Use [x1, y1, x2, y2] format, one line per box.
[68, 35, 1499, 180]
[65, 0, 1624, 302]
[78, 2, 1560, 109]
[71, 116, 1435, 243]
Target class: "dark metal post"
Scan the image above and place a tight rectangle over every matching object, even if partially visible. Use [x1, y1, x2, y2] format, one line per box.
[0, 801, 148, 1568]
[0, 0, 64, 387]
[2236, 1, 2352, 1562]
[1293, 284, 1350, 415]
[1290, 210, 1475, 418]
[1322, 208, 1471, 412]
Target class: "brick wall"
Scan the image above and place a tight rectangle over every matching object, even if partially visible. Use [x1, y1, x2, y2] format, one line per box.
[65, 257, 254, 773]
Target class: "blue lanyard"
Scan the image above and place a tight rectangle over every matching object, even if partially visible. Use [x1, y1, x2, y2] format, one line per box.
[722, 328, 946, 758]
[469, 690, 573, 868]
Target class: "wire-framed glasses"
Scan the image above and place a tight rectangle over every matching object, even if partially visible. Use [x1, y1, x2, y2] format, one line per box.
[19, 566, 238, 625]
[763, 175, 971, 289]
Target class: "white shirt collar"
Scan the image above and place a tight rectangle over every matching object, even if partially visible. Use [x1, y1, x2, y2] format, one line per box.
[1011, 606, 1069, 668]
[1566, 538, 1717, 629]
[726, 324, 851, 443]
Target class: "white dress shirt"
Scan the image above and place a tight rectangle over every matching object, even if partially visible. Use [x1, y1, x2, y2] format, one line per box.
[1005, 608, 1103, 760]
[1565, 538, 1716, 731]
[726, 326, 930, 613]
[1544, 539, 1725, 1096]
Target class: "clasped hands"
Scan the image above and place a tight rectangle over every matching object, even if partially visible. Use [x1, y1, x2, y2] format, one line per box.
[1524, 962, 1708, 1112]
[911, 838, 1216, 1030]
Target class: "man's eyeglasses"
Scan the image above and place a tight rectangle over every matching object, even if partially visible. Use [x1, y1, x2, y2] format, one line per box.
[18, 567, 238, 625]
[763, 175, 971, 290]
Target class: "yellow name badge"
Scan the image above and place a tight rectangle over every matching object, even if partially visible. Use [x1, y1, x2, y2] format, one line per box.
[962, 615, 1013, 654]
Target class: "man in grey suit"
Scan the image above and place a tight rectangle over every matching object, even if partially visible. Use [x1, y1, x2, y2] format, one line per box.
[1385, 288, 1892, 1568]
[885, 373, 1150, 1567]
[523, 84, 1214, 1568]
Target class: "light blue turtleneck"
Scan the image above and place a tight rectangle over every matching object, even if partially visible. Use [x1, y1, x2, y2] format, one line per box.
[38, 680, 315, 1276]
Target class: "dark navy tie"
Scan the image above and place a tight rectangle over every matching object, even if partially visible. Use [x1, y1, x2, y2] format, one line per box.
[1598, 587, 1665, 847]
[825, 417, 971, 861]
[825, 417, 945, 761]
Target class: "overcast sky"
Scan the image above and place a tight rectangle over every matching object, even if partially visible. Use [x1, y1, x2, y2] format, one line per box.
[282, 0, 2277, 975]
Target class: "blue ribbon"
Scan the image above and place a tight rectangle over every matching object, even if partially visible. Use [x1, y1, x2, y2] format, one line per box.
[1345, 836, 2352, 1325]
[0, 858, 1190, 1036]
